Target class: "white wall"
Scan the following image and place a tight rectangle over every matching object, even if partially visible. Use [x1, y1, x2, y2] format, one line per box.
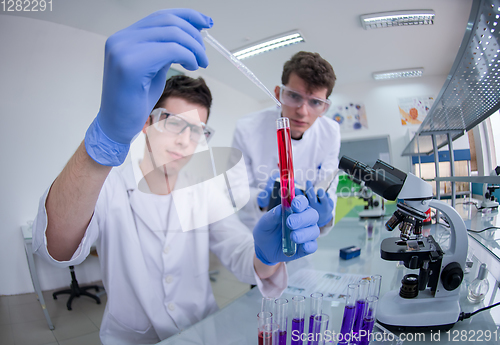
[0, 15, 263, 296]
[0, 15, 106, 295]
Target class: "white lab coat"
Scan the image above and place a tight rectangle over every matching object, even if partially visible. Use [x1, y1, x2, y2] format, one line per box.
[230, 107, 341, 230]
[32, 160, 287, 345]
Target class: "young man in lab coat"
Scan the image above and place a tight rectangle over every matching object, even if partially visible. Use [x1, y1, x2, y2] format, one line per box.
[231, 51, 340, 232]
[31, 9, 320, 345]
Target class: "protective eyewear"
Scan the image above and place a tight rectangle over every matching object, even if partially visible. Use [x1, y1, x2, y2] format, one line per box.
[279, 85, 331, 115]
[150, 108, 214, 143]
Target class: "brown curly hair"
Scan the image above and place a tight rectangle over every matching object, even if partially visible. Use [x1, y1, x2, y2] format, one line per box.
[282, 51, 336, 97]
[154, 75, 212, 119]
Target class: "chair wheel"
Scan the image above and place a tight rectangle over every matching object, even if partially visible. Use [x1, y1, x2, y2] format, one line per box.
[95, 287, 100, 292]
[53, 295, 57, 300]
[97, 300, 101, 305]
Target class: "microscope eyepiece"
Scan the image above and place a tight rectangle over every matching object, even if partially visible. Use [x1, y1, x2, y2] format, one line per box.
[338, 156, 373, 184]
[339, 156, 406, 201]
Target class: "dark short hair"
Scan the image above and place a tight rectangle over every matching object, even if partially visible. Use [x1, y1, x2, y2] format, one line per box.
[154, 75, 212, 119]
[282, 51, 336, 98]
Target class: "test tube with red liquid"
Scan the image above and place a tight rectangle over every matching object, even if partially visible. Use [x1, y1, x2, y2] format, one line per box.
[276, 117, 296, 257]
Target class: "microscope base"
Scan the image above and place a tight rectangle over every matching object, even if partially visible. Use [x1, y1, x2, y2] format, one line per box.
[377, 290, 460, 332]
[480, 200, 499, 209]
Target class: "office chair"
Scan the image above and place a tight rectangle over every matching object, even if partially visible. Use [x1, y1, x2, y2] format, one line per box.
[52, 265, 101, 310]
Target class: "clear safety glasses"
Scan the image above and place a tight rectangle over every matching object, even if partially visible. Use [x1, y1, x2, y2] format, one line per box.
[279, 85, 331, 116]
[150, 108, 215, 143]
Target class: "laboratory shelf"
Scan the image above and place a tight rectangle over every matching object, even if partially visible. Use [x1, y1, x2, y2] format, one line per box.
[402, 0, 500, 156]
[435, 175, 500, 183]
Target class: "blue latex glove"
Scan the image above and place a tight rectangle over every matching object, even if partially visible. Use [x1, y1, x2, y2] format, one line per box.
[257, 173, 304, 209]
[305, 180, 334, 227]
[85, 9, 213, 166]
[257, 172, 280, 209]
[254, 195, 320, 265]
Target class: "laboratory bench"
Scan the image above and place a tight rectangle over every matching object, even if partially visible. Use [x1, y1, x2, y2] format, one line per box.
[159, 202, 500, 344]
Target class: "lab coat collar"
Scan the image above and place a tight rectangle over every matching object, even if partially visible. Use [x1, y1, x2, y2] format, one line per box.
[122, 160, 172, 240]
[122, 159, 195, 237]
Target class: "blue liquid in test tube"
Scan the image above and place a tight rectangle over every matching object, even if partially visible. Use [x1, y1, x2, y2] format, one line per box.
[351, 279, 370, 344]
[275, 298, 288, 345]
[308, 293, 323, 345]
[359, 296, 379, 345]
[338, 284, 359, 345]
[291, 295, 306, 345]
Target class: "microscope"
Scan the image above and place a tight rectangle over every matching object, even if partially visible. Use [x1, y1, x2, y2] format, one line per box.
[480, 166, 500, 210]
[339, 156, 468, 332]
[355, 183, 385, 219]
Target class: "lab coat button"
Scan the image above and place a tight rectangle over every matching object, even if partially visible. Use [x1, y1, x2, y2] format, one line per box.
[163, 246, 170, 254]
[165, 275, 173, 284]
[168, 303, 175, 311]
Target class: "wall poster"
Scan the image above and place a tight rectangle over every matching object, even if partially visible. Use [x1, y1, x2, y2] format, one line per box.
[398, 96, 434, 125]
[325, 102, 368, 132]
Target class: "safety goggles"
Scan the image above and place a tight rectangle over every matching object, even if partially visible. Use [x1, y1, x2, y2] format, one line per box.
[279, 85, 331, 116]
[150, 108, 215, 143]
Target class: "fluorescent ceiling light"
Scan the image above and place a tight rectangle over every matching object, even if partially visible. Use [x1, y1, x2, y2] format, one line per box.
[360, 10, 435, 29]
[232, 30, 305, 60]
[373, 68, 424, 80]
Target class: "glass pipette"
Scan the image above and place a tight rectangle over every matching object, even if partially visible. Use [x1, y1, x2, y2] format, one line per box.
[201, 30, 281, 108]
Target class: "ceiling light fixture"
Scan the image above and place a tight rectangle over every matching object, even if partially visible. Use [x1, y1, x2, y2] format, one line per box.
[360, 10, 435, 30]
[373, 68, 424, 80]
[232, 30, 305, 60]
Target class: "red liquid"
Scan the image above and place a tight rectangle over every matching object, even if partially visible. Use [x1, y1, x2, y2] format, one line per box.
[277, 126, 296, 256]
[277, 127, 295, 207]
[259, 331, 274, 345]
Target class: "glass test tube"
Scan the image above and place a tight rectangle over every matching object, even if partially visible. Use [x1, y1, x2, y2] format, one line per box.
[291, 295, 306, 345]
[359, 296, 379, 345]
[258, 312, 273, 345]
[308, 292, 323, 344]
[352, 279, 370, 337]
[369, 275, 382, 298]
[276, 117, 296, 257]
[262, 297, 275, 314]
[338, 283, 359, 345]
[260, 322, 280, 345]
[275, 298, 288, 345]
[365, 221, 374, 240]
[311, 313, 330, 345]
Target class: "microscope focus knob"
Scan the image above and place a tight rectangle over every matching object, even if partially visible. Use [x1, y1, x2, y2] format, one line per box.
[441, 262, 463, 291]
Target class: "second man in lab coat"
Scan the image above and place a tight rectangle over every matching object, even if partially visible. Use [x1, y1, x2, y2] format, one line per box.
[231, 51, 341, 233]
